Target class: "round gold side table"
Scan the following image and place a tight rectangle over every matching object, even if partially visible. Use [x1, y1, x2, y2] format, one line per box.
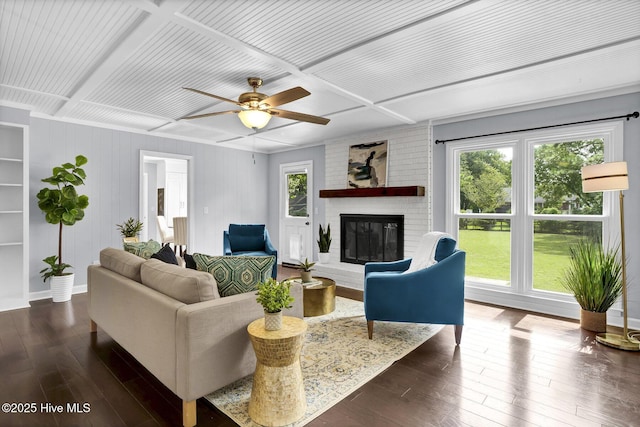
[290, 276, 336, 317]
[247, 316, 307, 426]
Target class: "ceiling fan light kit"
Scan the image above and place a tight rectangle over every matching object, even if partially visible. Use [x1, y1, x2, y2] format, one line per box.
[182, 77, 330, 130]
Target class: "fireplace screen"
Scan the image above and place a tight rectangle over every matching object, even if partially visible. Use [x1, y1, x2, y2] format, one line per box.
[340, 214, 404, 265]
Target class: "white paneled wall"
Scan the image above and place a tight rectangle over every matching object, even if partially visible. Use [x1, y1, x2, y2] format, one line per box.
[28, 115, 268, 295]
[316, 124, 433, 289]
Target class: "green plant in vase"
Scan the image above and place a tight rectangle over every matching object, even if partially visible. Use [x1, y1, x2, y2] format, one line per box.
[296, 257, 316, 283]
[116, 217, 144, 242]
[256, 278, 295, 330]
[37, 155, 89, 302]
[317, 223, 331, 263]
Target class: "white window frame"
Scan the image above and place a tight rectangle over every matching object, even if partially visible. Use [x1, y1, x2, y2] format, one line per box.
[446, 121, 624, 319]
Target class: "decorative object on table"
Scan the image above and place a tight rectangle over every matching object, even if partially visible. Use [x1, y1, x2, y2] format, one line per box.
[224, 224, 278, 278]
[255, 278, 294, 331]
[37, 155, 89, 302]
[561, 239, 623, 333]
[296, 257, 315, 283]
[206, 297, 442, 427]
[581, 161, 639, 350]
[247, 316, 307, 426]
[364, 232, 465, 344]
[347, 140, 388, 188]
[317, 223, 331, 264]
[116, 217, 143, 243]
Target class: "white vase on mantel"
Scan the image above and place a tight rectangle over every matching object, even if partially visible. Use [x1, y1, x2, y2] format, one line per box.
[318, 252, 330, 264]
[51, 273, 74, 303]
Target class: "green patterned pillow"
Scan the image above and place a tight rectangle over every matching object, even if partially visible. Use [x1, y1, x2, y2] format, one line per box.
[193, 254, 275, 297]
[123, 239, 162, 259]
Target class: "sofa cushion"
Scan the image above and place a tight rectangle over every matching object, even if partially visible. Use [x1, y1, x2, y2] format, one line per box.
[228, 224, 265, 252]
[140, 259, 219, 304]
[192, 254, 275, 297]
[183, 253, 197, 270]
[100, 247, 145, 283]
[435, 237, 457, 262]
[151, 244, 178, 265]
[123, 239, 162, 259]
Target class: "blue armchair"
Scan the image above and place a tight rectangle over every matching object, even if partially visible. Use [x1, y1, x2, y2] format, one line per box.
[223, 224, 278, 278]
[364, 234, 465, 344]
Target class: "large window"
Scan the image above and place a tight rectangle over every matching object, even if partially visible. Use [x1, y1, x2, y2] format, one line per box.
[447, 122, 623, 312]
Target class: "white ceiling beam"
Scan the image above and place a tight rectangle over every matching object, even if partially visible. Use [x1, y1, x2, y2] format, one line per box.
[172, 12, 416, 125]
[54, 1, 189, 118]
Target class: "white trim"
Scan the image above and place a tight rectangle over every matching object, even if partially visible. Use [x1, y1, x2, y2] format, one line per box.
[29, 285, 87, 302]
[446, 120, 624, 318]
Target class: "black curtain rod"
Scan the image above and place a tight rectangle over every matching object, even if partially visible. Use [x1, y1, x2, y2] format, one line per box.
[434, 111, 639, 144]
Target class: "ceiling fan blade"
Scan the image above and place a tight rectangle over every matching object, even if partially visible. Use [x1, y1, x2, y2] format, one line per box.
[182, 87, 242, 106]
[181, 110, 240, 120]
[269, 108, 330, 125]
[262, 87, 310, 107]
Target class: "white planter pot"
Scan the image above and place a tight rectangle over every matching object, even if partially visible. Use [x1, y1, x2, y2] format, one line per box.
[51, 274, 74, 303]
[318, 252, 330, 264]
[264, 310, 283, 331]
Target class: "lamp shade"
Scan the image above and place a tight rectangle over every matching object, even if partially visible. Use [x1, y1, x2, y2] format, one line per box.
[581, 161, 628, 193]
[238, 109, 271, 129]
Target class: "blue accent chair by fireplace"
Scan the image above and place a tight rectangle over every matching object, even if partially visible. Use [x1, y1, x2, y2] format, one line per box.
[223, 224, 278, 278]
[364, 233, 465, 344]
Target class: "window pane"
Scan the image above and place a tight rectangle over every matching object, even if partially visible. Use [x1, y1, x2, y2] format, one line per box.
[458, 219, 511, 286]
[532, 220, 602, 293]
[287, 173, 307, 217]
[459, 148, 512, 213]
[533, 139, 604, 215]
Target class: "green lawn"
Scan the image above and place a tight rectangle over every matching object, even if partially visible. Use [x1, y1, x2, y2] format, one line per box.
[458, 230, 582, 293]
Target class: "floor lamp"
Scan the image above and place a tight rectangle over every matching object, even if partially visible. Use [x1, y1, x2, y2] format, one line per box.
[581, 161, 639, 351]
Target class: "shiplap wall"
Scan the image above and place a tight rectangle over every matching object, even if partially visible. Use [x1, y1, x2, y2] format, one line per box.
[28, 116, 268, 294]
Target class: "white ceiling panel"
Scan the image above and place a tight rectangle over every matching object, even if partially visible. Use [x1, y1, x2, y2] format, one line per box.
[85, 22, 285, 119]
[180, 0, 469, 67]
[311, 0, 640, 102]
[0, 0, 145, 96]
[1, 0, 638, 153]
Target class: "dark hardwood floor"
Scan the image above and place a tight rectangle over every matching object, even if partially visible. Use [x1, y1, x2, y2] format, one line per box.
[1, 266, 638, 426]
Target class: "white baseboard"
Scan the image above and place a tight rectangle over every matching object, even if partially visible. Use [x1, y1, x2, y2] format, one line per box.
[29, 284, 87, 302]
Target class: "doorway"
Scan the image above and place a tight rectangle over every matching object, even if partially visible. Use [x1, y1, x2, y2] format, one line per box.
[279, 161, 313, 266]
[139, 151, 193, 249]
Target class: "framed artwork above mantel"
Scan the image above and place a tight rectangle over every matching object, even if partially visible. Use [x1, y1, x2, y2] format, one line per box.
[347, 140, 388, 188]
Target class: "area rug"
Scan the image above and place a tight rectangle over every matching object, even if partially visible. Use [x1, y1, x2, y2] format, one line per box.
[205, 297, 443, 426]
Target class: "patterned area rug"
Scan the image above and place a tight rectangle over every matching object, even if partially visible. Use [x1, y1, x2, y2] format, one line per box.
[205, 297, 443, 426]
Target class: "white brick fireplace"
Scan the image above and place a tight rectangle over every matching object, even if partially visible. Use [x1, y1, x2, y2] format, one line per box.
[314, 124, 433, 290]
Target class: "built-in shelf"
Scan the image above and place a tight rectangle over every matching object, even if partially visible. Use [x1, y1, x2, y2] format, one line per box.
[0, 242, 23, 247]
[0, 183, 23, 187]
[0, 157, 22, 162]
[319, 185, 425, 198]
[0, 211, 23, 214]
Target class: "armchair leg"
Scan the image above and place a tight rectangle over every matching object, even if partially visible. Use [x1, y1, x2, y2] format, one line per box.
[454, 325, 463, 345]
[89, 319, 97, 333]
[183, 400, 196, 427]
[367, 321, 374, 339]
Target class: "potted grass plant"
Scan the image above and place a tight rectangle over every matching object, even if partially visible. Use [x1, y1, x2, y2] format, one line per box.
[37, 155, 89, 302]
[317, 223, 331, 264]
[256, 278, 295, 330]
[116, 217, 144, 243]
[561, 239, 623, 332]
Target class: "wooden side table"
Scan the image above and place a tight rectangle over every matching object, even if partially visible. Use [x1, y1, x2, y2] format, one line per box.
[247, 316, 307, 426]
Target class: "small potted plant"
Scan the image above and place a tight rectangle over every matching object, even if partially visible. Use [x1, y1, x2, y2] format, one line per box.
[116, 217, 144, 243]
[317, 223, 331, 264]
[297, 257, 316, 283]
[562, 239, 623, 332]
[256, 278, 295, 330]
[37, 155, 89, 302]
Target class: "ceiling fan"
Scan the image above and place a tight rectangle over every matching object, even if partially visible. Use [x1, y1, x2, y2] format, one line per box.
[181, 77, 330, 129]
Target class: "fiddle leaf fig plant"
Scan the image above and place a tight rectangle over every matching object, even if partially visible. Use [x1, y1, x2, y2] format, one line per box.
[37, 155, 89, 279]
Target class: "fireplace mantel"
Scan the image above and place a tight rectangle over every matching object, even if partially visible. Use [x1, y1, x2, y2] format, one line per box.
[319, 185, 424, 198]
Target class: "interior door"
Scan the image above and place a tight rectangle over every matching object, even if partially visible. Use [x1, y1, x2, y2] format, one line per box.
[279, 161, 313, 266]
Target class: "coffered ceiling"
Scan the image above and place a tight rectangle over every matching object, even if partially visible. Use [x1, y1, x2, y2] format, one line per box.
[1, 0, 639, 152]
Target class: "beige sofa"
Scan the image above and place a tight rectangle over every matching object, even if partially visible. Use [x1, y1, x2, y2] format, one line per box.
[87, 248, 303, 427]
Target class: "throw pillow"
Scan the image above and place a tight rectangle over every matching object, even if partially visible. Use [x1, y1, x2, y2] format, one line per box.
[192, 253, 275, 297]
[123, 239, 162, 259]
[183, 253, 197, 270]
[405, 232, 455, 274]
[151, 244, 178, 265]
